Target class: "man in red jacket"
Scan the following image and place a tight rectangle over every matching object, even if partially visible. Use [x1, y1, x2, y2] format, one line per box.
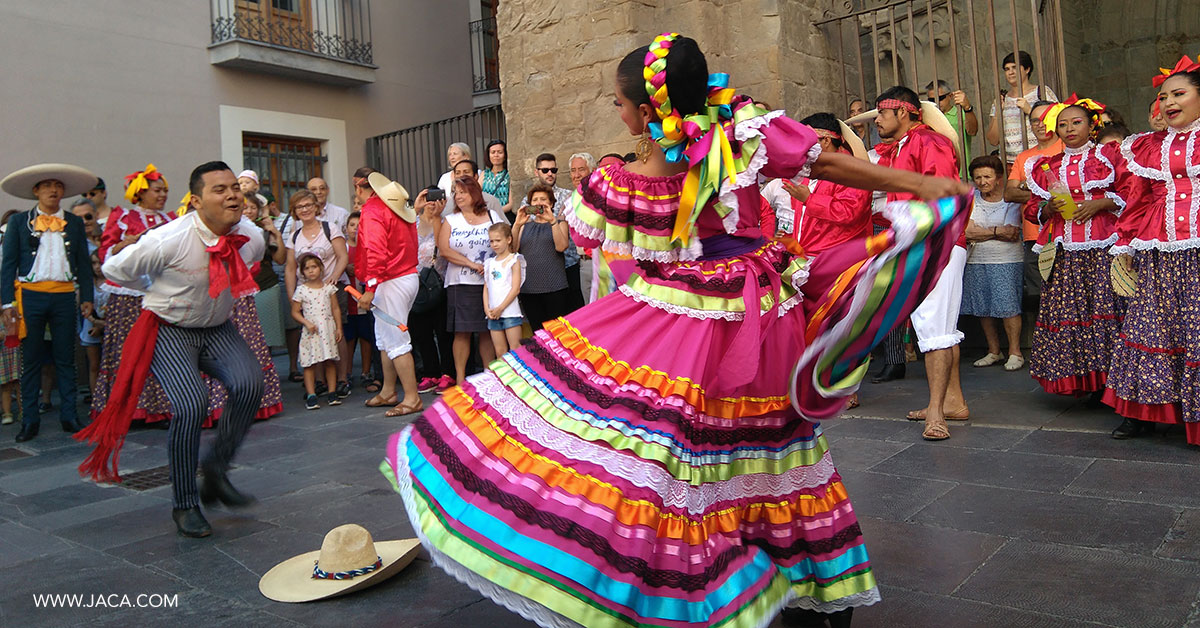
[357, 173, 421, 417]
[873, 86, 969, 441]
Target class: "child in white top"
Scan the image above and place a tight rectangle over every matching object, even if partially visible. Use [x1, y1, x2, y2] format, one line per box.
[291, 253, 343, 410]
[482, 223, 525, 354]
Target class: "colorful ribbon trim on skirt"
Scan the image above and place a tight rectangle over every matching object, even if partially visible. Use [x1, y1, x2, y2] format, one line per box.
[791, 194, 971, 417]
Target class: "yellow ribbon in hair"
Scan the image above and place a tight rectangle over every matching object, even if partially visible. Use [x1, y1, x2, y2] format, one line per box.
[176, 192, 193, 217]
[1040, 94, 1106, 131]
[34, 214, 67, 232]
[124, 163, 167, 203]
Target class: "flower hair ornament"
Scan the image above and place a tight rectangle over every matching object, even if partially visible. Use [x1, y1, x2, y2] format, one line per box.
[1040, 93, 1106, 133]
[1152, 55, 1200, 88]
[124, 163, 167, 204]
[642, 32, 744, 245]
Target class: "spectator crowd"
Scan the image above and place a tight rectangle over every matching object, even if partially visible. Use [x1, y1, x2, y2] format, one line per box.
[1, 48, 1197, 452]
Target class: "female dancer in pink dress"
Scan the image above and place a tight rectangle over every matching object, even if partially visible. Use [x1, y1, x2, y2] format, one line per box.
[384, 34, 969, 627]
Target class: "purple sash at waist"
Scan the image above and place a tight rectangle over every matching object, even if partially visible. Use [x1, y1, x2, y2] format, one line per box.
[697, 235, 766, 261]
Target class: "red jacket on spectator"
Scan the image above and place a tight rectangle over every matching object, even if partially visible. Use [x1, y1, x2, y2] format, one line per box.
[357, 195, 418, 291]
[789, 177, 873, 254]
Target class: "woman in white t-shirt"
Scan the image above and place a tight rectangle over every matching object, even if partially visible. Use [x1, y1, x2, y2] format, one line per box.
[986, 51, 1057, 162]
[961, 156, 1025, 371]
[482, 223, 525, 355]
[438, 175, 504, 384]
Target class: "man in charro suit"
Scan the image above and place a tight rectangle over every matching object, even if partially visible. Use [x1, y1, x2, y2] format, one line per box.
[1, 163, 97, 442]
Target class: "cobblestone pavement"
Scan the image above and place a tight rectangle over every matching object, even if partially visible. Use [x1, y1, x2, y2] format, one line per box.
[1, 356, 1197, 627]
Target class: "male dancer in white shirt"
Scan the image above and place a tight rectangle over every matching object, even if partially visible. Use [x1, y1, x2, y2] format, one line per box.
[77, 161, 265, 538]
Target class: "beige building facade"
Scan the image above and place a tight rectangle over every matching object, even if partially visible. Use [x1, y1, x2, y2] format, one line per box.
[0, 0, 479, 211]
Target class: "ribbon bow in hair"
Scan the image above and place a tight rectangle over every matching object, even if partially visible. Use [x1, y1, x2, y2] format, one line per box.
[123, 163, 167, 203]
[647, 73, 741, 245]
[1152, 55, 1200, 88]
[1040, 93, 1106, 130]
[206, 233, 258, 299]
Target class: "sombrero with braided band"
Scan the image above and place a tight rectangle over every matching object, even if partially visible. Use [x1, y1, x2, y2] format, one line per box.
[1040, 93, 1106, 131]
[259, 524, 420, 602]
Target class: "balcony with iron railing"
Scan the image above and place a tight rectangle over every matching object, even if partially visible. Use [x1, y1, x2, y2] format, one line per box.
[208, 0, 377, 86]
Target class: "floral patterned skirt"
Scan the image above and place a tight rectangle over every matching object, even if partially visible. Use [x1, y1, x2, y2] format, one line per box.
[1103, 248, 1200, 444]
[1030, 247, 1124, 395]
[92, 294, 282, 425]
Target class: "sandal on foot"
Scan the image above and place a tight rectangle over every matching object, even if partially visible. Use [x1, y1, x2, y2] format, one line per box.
[907, 407, 970, 421]
[288, 371, 303, 383]
[364, 394, 397, 408]
[385, 400, 424, 417]
[364, 378, 382, 393]
[1003, 355, 1025, 371]
[922, 421, 950, 441]
[846, 394, 860, 410]
[973, 353, 1004, 367]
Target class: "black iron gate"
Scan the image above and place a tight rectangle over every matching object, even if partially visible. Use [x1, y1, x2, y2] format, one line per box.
[365, 105, 506, 192]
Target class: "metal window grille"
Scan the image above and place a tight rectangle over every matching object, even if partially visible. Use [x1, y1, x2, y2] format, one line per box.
[470, 17, 501, 94]
[816, 0, 1069, 167]
[366, 105, 507, 194]
[210, 0, 375, 66]
[243, 135, 327, 216]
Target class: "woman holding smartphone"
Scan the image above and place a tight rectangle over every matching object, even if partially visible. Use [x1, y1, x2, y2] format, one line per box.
[512, 183, 570, 330]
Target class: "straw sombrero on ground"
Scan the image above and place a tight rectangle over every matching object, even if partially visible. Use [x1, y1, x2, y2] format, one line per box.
[367, 172, 415, 223]
[259, 524, 420, 603]
[1, 163, 98, 200]
[846, 102, 962, 159]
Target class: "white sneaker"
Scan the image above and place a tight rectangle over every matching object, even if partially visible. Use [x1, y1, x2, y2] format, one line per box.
[972, 353, 1003, 367]
[1004, 355, 1026, 371]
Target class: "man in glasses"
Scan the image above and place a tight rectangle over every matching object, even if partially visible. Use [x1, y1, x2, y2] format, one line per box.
[70, 198, 102, 253]
[83, 178, 113, 228]
[925, 80, 977, 180]
[520, 153, 582, 312]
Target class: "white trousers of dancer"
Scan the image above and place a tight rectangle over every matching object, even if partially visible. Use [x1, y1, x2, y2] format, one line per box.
[373, 273, 419, 360]
[911, 245, 967, 353]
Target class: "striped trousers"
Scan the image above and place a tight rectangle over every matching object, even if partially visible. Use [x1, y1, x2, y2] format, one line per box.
[150, 321, 263, 509]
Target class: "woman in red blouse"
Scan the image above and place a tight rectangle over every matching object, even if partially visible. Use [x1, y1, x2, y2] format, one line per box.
[1105, 59, 1200, 442]
[1024, 97, 1123, 400]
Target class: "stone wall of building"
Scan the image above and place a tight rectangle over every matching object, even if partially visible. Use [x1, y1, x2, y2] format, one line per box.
[495, 0, 843, 192]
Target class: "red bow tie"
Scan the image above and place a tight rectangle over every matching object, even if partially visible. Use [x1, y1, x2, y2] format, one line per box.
[206, 233, 258, 299]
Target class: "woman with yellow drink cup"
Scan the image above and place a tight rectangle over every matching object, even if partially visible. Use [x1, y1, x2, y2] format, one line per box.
[1024, 95, 1125, 399]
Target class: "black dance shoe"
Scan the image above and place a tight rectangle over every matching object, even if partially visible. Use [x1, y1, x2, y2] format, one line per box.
[871, 364, 905, 384]
[1111, 418, 1154, 440]
[172, 507, 212, 538]
[200, 466, 257, 508]
[60, 421, 82, 434]
[15, 424, 38, 442]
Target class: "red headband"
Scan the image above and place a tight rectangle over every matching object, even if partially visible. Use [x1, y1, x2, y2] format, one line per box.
[877, 99, 920, 114]
[813, 128, 843, 141]
[1153, 55, 1200, 88]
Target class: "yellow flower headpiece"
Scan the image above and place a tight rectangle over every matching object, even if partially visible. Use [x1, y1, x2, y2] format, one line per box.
[176, 191, 193, 217]
[123, 163, 168, 203]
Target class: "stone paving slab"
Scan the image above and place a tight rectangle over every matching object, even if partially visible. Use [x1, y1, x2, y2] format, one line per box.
[955, 539, 1200, 628]
[0, 359, 1196, 627]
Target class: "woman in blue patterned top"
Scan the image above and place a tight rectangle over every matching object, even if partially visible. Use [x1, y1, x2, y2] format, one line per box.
[479, 139, 513, 223]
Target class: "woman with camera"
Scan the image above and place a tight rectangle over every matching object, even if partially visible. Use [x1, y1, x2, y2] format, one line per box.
[512, 183, 570, 331]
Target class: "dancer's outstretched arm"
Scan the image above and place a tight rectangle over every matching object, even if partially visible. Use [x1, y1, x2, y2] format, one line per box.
[810, 151, 969, 200]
